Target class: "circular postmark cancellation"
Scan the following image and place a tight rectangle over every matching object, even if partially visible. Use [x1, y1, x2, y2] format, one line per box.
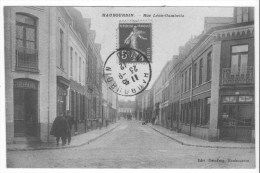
[103, 47, 152, 96]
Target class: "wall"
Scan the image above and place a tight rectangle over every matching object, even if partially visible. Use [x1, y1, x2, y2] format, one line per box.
[5, 7, 51, 143]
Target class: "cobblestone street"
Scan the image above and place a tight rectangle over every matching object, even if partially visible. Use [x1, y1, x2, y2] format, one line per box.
[7, 120, 255, 168]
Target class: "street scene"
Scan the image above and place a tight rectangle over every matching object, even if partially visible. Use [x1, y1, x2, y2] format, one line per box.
[4, 5, 256, 169]
[7, 120, 255, 168]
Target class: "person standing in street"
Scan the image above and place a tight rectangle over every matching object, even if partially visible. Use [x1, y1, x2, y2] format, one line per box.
[64, 111, 75, 145]
[50, 113, 70, 146]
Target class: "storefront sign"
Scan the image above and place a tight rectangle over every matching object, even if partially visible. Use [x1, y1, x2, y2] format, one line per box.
[14, 79, 38, 90]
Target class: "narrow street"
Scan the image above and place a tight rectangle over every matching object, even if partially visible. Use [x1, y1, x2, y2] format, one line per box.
[7, 120, 255, 168]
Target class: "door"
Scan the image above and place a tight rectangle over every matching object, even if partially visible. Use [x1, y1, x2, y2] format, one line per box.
[14, 87, 38, 137]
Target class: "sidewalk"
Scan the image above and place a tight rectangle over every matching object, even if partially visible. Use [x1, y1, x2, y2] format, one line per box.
[7, 122, 121, 151]
[148, 124, 255, 149]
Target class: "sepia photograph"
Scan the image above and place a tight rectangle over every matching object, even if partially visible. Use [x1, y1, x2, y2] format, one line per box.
[1, 0, 259, 171]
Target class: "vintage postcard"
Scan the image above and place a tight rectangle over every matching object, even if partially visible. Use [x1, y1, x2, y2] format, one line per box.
[1, 0, 259, 172]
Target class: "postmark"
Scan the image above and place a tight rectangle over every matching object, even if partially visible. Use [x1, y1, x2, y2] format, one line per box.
[103, 47, 152, 96]
[118, 22, 152, 63]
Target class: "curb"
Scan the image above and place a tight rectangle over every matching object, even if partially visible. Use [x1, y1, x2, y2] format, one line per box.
[148, 124, 255, 149]
[7, 123, 121, 151]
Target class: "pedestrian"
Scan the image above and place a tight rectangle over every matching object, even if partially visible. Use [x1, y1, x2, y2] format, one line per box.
[50, 113, 70, 146]
[64, 111, 75, 145]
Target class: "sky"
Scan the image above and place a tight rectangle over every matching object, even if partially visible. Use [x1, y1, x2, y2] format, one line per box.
[77, 7, 233, 101]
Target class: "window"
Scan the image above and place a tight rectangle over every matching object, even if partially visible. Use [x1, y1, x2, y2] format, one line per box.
[231, 45, 248, 75]
[221, 104, 254, 127]
[192, 101, 197, 125]
[70, 47, 73, 77]
[60, 29, 64, 68]
[193, 63, 197, 87]
[82, 61, 85, 84]
[200, 99, 204, 125]
[93, 97, 96, 114]
[80, 95, 84, 121]
[202, 97, 210, 125]
[188, 67, 191, 90]
[173, 103, 177, 121]
[187, 102, 191, 124]
[75, 52, 77, 80]
[199, 58, 203, 85]
[182, 74, 184, 93]
[175, 76, 178, 93]
[206, 52, 212, 81]
[184, 104, 188, 124]
[97, 68, 100, 86]
[16, 13, 38, 70]
[79, 57, 81, 83]
[236, 7, 242, 23]
[70, 90, 75, 119]
[93, 61, 96, 84]
[196, 99, 201, 125]
[206, 97, 210, 124]
[236, 7, 249, 23]
[57, 84, 67, 117]
[242, 8, 249, 22]
[185, 71, 187, 91]
[181, 104, 184, 123]
[87, 49, 93, 80]
[16, 14, 36, 49]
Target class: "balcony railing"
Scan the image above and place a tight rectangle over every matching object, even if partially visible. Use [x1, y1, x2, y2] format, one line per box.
[222, 66, 254, 85]
[16, 46, 39, 72]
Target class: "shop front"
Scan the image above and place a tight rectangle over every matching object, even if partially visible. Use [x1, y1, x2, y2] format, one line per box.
[57, 77, 70, 117]
[13, 78, 39, 137]
[219, 95, 254, 142]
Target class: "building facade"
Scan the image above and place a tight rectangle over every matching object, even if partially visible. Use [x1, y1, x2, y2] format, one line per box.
[102, 78, 118, 124]
[135, 93, 142, 120]
[153, 71, 163, 124]
[83, 18, 104, 129]
[118, 101, 135, 119]
[135, 7, 255, 142]
[65, 7, 88, 134]
[160, 61, 171, 128]
[177, 8, 254, 142]
[5, 7, 105, 144]
[5, 7, 51, 143]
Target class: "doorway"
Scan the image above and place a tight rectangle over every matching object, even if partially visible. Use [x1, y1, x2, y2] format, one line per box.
[14, 79, 38, 137]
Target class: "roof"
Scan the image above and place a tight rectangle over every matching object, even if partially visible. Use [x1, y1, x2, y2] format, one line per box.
[66, 7, 88, 47]
[174, 21, 254, 71]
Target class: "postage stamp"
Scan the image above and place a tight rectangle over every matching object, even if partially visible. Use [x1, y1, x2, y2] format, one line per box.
[118, 22, 152, 63]
[103, 47, 152, 96]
